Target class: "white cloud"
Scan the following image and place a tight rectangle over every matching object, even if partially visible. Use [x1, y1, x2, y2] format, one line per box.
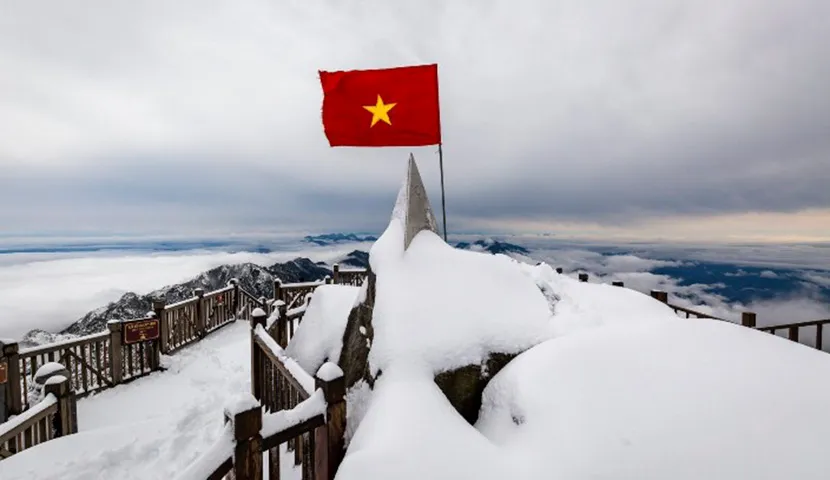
[0, 243, 368, 339]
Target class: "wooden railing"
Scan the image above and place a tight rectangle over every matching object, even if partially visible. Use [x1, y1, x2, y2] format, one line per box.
[2, 281, 262, 417]
[757, 318, 830, 350]
[176, 307, 346, 480]
[273, 265, 367, 312]
[332, 264, 366, 287]
[587, 272, 827, 352]
[0, 375, 76, 459]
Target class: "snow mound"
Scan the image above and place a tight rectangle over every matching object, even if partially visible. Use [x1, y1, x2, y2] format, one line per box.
[285, 284, 361, 374]
[367, 218, 554, 376]
[475, 318, 830, 479]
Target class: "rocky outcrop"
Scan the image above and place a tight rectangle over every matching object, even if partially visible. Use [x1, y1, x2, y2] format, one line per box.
[337, 270, 376, 389]
[434, 353, 517, 424]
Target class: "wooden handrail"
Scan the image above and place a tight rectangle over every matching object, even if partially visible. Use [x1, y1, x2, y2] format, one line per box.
[757, 318, 830, 331]
[19, 331, 109, 358]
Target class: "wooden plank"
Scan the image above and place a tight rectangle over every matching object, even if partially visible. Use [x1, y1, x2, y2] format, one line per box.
[253, 335, 311, 399]
[206, 458, 233, 480]
[261, 415, 326, 451]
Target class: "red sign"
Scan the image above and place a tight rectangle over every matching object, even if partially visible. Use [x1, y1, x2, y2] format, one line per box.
[0, 361, 7, 384]
[123, 318, 160, 344]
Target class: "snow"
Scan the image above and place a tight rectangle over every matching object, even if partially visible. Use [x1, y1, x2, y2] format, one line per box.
[315, 362, 343, 382]
[261, 389, 326, 438]
[0, 394, 57, 439]
[251, 307, 267, 318]
[43, 374, 68, 386]
[254, 324, 315, 394]
[223, 392, 259, 417]
[285, 285, 360, 374]
[474, 319, 830, 479]
[34, 362, 67, 380]
[0, 321, 254, 480]
[367, 217, 553, 376]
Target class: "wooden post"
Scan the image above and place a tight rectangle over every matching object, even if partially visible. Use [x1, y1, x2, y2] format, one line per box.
[612, 281, 624, 287]
[225, 403, 263, 480]
[1, 340, 22, 417]
[650, 290, 668, 303]
[273, 279, 283, 306]
[107, 321, 124, 385]
[153, 298, 169, 354]
[314, 364, 346, 480]
[332, 264, 340, 284]
[276, 303, 288, 348]
[250, 308, 267, 402]
[230, 278, 240, 318]
[44, 375, 78, 437]
[741, 312, 757, 328]
[194, 288, 206, 338]
[325, 275, 332, 285]
[147, 312, 162, 371]
[555, 267, 563, 274]
[578, 273, 589, 283]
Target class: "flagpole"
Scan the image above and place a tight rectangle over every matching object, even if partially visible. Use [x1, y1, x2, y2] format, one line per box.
[438, 143, 448, 241]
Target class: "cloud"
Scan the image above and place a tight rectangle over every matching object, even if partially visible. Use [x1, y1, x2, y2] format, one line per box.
[1, 0, 829, 239]
[0, 242, 368, 339]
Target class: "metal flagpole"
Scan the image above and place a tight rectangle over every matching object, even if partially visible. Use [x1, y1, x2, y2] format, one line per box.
[438, 143, 448, 241]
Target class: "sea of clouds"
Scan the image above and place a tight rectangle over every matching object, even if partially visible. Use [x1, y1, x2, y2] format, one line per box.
[1, 238, 829, 344]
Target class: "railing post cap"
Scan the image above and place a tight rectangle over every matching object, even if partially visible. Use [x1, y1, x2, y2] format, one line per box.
[194, 288, 205, 297]
[315, 362, 345, 403]
[0, 339, 18, 354]
[228, 278, 239, 286]
[274, 278, 282, 286]
[146, 311, 156, 318]
[223, 396, 262, 441]
[107, 320, 123, 331]
[333, 263, 340, 269]
[251, 307, 267, 318]
[44, 374, 71, 397]
[152, 297, 166, 309]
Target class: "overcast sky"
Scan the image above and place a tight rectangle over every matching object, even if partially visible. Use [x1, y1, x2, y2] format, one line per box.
[1, 0, 828, 242]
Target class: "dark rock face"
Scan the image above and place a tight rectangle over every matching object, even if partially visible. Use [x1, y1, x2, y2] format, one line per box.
[339, 250, 370, 269]
[337, 270, 376, 389]
[455, 239, 530, 256]
[433, 352, 517, 425]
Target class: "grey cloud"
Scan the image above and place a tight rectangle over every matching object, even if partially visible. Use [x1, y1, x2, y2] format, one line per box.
[1, 0, 829, 235]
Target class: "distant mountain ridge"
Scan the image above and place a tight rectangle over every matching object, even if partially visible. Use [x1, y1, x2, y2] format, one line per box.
[455, 239, 531, 256]
[303, 233, 378, 246]
[21, 251, 371, 346]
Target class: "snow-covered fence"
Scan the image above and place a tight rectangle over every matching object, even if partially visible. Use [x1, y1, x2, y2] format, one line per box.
[161, 283, 243, 354]
[274, 266, 367, 312]
[3, 281, 265, 418]
[178, 364, 344, 480]
[0, 375, 76, 461]
[757, 317, 830, 350]
[332, 264, 367, 287]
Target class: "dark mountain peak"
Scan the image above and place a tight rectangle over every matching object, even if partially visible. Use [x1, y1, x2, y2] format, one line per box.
[303, 233, 377, 246]
[455, 239, 530, 256]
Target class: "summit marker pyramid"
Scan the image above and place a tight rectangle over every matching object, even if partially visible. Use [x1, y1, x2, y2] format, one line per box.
[392, 153, 439, 250]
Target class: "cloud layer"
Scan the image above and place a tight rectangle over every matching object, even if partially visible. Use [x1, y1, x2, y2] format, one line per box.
[1, 0, 829, 238]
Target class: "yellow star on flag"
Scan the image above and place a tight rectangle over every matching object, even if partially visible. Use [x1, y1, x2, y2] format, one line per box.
[363, 95, 397, 127]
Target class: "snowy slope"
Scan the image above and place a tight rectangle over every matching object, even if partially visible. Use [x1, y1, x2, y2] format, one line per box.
[335, 214, 830, 480]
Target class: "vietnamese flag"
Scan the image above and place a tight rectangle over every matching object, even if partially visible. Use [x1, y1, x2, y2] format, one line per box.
[319, 64, 441, 147]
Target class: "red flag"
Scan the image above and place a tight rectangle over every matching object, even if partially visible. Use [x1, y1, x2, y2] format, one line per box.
[319, 64, 441, 147]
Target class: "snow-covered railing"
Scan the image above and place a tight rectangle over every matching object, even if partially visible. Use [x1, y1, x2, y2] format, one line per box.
[162, 282, 241, 354]
[757, 318, 830, 350]
[2, 280, 263, 419]
[332, 264, 367, 287]
[0, 375, 76, 461]
[176, 363, 345, 480]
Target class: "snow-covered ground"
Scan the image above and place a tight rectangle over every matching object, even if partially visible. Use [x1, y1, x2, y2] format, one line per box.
[0, 321, 287, 480]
